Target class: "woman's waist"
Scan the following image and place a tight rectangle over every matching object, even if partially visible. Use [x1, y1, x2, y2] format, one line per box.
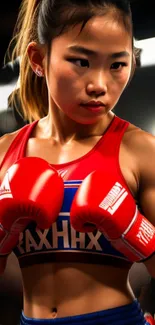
[21, 300, 146, 325]
[22, 262, 134, 318]
[23, 292, 135, 319]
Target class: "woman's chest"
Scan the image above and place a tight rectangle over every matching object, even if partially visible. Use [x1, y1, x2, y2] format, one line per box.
[26, 135, 138, 198]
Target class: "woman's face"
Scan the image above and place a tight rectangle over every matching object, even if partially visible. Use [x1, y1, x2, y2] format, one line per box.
[44, 13, 133, 125]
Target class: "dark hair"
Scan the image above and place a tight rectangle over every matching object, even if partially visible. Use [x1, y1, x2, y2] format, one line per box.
[9, 0, 133, 122]
[38, 0, 132, 45]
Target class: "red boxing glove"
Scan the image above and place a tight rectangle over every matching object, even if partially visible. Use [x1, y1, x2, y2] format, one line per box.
[0, 157, 64, 255]
[144, 313, 155, 325]
[70, 170, 155, 262]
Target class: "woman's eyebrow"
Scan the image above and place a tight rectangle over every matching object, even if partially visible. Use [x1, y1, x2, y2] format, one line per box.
[68, 45, 96, 56]
[110, 51, 130, 58]
[68, 45, 130, 58]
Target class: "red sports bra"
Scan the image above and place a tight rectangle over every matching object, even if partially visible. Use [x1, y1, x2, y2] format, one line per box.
[0, 115, 133, 268]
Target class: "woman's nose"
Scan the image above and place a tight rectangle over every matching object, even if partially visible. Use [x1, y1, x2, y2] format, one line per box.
[86, 71, 108, 96]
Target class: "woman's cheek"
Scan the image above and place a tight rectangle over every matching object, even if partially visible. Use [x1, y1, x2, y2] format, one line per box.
[111, 74, 130, 93]
[120, 70, 132, 85]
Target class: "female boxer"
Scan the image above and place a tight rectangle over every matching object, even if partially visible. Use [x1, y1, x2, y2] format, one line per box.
[0, 0, 155, 324]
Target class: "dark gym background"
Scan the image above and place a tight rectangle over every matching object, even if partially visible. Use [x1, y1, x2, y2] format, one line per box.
[0, 0, 155, 324]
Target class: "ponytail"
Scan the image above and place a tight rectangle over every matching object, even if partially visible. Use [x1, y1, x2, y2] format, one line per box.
[8, 0, 48, 122]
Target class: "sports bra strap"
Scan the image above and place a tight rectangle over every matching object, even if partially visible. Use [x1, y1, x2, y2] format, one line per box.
[0, 120, 38, 179]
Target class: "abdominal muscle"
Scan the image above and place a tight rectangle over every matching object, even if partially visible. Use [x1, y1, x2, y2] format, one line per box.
[22, 262, 134, 319]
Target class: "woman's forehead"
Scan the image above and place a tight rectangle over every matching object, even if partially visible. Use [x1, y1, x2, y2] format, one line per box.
[52, 15, 132, 55]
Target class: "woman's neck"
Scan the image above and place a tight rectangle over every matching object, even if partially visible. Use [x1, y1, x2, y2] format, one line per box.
[35, 109, 115, 144]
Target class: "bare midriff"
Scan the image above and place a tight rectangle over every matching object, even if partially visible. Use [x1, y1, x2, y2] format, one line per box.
[22, 262, 134, 319]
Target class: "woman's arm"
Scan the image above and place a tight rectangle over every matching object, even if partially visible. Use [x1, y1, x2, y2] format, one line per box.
[0, 131, 20, 274]
[135, 131, 155, 277]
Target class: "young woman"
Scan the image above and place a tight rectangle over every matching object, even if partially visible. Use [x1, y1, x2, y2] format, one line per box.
[0, 0, 155, 324]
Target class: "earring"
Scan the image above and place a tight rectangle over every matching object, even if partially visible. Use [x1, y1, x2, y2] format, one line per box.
[35, 67, 44, 77]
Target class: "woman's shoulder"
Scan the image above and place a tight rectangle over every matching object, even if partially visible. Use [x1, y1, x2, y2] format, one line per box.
[121, 122, 155, 175]
[0, 120, 34, 168]
[123, 122, 155, 152]
[0, 129, 21, 167]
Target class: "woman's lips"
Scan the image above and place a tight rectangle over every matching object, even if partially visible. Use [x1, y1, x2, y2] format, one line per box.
[80, 102, 105, 112]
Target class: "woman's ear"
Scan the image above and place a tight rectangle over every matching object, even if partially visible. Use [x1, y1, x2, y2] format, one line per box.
[27, 41, 46, 77]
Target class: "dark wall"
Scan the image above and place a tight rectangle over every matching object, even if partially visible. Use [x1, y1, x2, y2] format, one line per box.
[115, 65, 155, 135]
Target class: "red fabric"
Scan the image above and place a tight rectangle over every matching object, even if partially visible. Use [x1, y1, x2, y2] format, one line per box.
[0, 115, 130, 184]
[0, 116, 129, 180]
[0, 121, 38, 181]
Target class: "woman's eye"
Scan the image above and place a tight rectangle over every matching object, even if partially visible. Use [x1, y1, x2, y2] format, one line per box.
[68, 58, 89, 68]
[111, 62, 127, 70]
